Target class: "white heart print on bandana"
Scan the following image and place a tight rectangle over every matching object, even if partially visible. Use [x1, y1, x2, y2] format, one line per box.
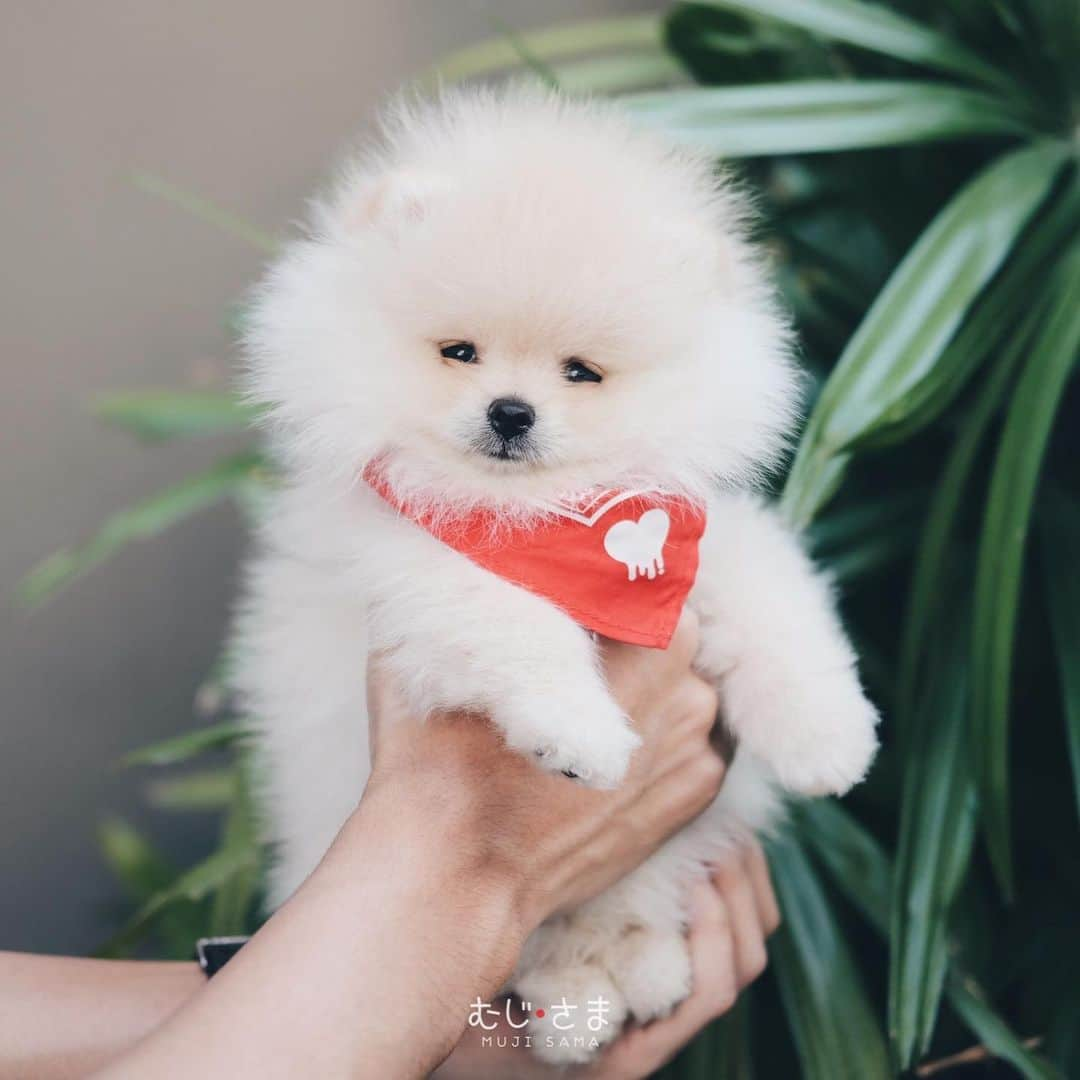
[603, 509, 671, 582]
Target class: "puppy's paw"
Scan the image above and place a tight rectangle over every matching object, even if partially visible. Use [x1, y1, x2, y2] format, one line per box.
[606, 927, 692, 1023]
[531, 723, 640, 789]
[516, 963, 627, 1066]
[500, 693, 640, 789]
[730, 668, 879, 796]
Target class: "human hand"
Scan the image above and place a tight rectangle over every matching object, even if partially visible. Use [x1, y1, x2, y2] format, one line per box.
[363, 609, 726, 935]
[435, 843, 781, 1080]
[88, 613, 735, 1080]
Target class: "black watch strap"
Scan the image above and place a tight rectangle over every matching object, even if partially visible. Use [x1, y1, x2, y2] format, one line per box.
[195, 935, 250, 977]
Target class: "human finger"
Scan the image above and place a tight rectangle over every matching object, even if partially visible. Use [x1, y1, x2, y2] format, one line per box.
[599, 608, 700, 721]
[742, 841, 781, 937]
[616, 878, 751, 1066]
[711, 857, 768, 990]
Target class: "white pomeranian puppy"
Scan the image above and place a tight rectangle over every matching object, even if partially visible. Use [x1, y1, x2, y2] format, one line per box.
[233, 86, 878, 1064]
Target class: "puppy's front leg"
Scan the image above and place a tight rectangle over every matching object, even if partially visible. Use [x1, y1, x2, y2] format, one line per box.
[369, 545, 640, 789]
[693, 493, 878, 796]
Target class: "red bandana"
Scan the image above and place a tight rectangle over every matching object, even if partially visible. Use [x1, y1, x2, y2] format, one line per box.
[364, 464, 706, 649]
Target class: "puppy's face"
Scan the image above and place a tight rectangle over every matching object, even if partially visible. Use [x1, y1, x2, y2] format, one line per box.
[370, 196, 710, 491]
[417, 340, 614, 470]
[247, 97, 796, 503]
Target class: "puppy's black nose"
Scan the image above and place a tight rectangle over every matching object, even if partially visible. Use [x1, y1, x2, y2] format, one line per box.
[488, 397, 535, 441]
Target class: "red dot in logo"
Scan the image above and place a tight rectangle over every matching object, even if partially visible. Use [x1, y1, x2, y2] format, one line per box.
[535, 1008, 546, 1018]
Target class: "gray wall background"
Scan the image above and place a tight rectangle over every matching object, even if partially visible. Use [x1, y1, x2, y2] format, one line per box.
[1, 0, 650, 955]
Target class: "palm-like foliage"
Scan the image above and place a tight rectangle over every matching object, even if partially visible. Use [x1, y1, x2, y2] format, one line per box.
[23, 2, 1080, 1076]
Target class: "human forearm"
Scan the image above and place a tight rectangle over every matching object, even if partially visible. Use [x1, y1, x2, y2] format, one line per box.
[0, 953, 201, 1079]
[98, 779, 526, 1079]
[58, 617, 725, 1078]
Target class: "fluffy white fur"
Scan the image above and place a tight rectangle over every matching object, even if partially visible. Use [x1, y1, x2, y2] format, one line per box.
[232, 87, 879, 1065]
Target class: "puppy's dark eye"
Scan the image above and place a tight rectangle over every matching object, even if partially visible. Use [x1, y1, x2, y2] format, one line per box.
[564, 358, 602, 384]
[440, 342, 477, 364]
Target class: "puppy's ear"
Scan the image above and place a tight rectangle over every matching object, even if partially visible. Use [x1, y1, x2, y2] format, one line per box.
[344, 170, 449, 234]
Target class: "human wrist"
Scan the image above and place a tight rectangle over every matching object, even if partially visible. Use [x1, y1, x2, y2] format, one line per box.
[335, 773, 533, 978]
[111, 784, 535, 1080]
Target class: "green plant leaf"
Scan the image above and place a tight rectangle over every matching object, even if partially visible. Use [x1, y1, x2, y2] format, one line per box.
[622, 80, 1031, 159]
[1045, 982, 1080, 1078]
[890, 612, 977, 1067]
[209, 764, 260, 935]
[94, 391, 259, 443]
[807, 489, 923, 555]
[18, 451, 264, 607]
[427, 13, 661, 84]
[782, 140, 1068, 529]
[705, 998, 755, 1080]
[794, 800, 890, 935]
[552, 51, 685, 95]
[822, 526, 918, 585]
[894, 296, 1044, 738]
[691, 0, 1015, 92]
[798, 803, 1058, 1075]
[1040, 490, 1080, 825]
[131, 172, 277, 253]
[947, 972, 1062, 1080]
[670, 1016, 717, 1079]
[98, 816, 178, 900]
[852, 165, 1080, 451]
[808, 490, 923, 584]
[144, 769, 237, 812]
[971, 244, 1080, 895]
[767, 833, 890, 1079]
[121, 722, 248, 768]
[98, 844, 257, 956]
[97, 817, 209, 959]
[481, 17, 562, 88]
